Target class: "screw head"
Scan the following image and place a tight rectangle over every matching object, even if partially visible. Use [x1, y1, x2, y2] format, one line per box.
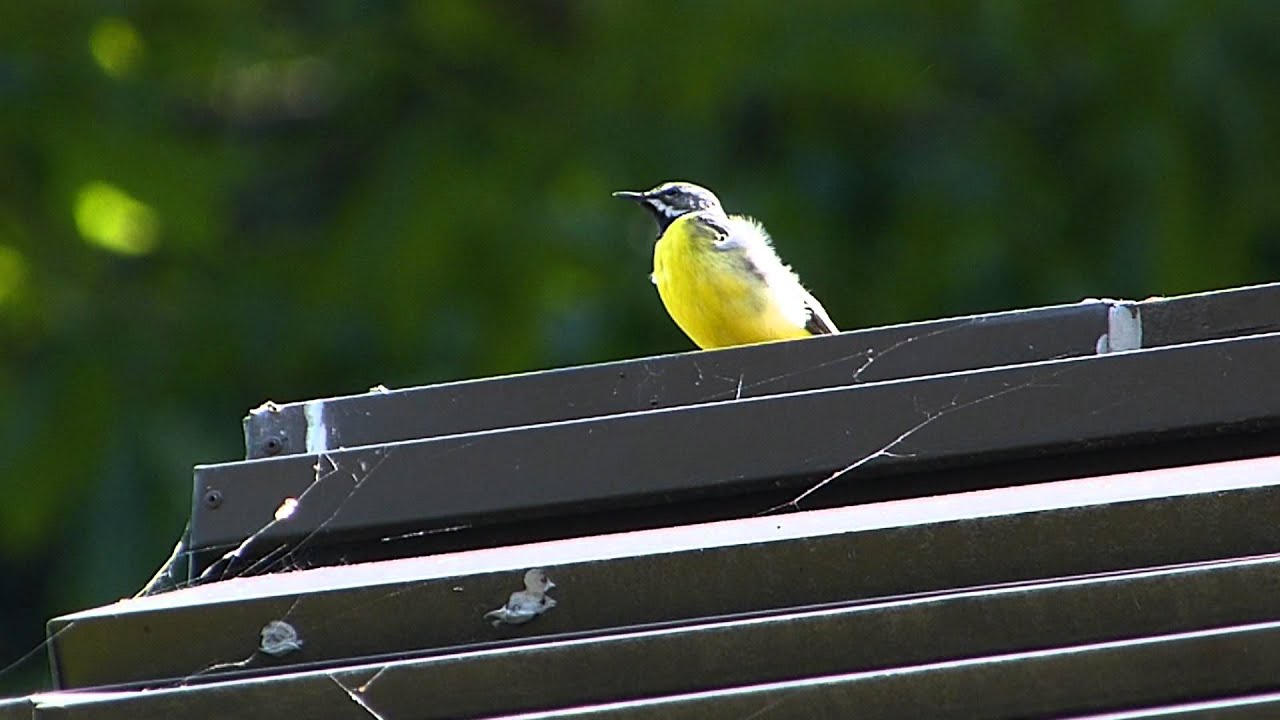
[203, 489, 223, 509]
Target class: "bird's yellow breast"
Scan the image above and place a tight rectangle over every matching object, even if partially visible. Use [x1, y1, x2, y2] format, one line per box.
[652, 220, 811, 349]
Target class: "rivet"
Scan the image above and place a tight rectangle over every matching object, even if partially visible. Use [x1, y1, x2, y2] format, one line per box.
[203, 489, 223, 509]
[263, 436, 285, 456]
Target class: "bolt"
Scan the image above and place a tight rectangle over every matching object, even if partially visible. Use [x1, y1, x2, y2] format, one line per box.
[203, 489, 223, 509]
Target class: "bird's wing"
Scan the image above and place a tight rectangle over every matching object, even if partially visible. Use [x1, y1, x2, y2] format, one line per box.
[801, 290, 838, 335]
[723, 214, 838, 336]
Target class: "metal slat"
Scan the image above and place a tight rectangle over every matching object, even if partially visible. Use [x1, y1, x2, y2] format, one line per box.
[1141, 283, 1280, 348]
[191, 333, 1280, 573]
[32, 555, 1280, 718]
[242, 302, 1110, 459]
[31, 696, 1280, 720]
[463, 622, 1280, 719]
[1066, 691, 1280, 718]
[0, 698, 32, 720]
[239, 282, 1280, 461]
[48, 456, 1280, 689]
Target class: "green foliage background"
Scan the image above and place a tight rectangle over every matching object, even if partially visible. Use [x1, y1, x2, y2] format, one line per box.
[2, 1, 1278, 691]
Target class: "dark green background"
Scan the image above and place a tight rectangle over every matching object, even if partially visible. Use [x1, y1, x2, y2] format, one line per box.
[2, 1, 1278, 692]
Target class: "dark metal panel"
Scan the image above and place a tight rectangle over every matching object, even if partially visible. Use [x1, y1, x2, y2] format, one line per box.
[33, 556, 1280, 718]
[1142, 283, 1280, 349]
[194, 333, 1280, 568]
[240, 282, 1280, 461]
[49, 457, 1280, 688]
[242, 302, 1110, 458]
[473, 621, 1280, 720]
[0, 698, 32, 720]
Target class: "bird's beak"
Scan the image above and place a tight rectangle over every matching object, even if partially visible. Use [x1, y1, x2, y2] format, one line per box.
[545, 579, 557, 590]
[614, 189, 670, 234]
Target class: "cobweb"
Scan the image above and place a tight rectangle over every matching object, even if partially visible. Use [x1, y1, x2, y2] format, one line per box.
[0, 321, 1078, 711]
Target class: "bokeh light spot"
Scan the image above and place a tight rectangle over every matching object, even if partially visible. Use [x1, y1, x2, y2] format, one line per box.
[0, 245, 27, 306]
[89, 17, 145, 79]
[74, 182, 160, 256]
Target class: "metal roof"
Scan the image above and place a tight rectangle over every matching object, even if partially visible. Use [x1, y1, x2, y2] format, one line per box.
[192, 285, 1280, 580]
[10, 282, 1280, 717]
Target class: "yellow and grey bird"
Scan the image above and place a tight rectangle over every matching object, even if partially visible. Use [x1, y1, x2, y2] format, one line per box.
[614, 181, 837, 349]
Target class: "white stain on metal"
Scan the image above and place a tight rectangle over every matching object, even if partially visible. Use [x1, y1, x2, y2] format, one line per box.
[304, 400, 328, 453]
[1095, 300, 1142, 354]
[1101, 302, 1143, 353]
[259, 620, 303, 656]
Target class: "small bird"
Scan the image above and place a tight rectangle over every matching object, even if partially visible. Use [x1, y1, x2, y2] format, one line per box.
[614, 181, 837, 349]
[484, 568, 557, 627]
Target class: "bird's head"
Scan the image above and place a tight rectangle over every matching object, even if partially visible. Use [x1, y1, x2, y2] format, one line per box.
[613, 181, 724, 234]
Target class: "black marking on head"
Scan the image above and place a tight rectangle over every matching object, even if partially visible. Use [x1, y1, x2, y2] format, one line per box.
[631, 182, 725, 234]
